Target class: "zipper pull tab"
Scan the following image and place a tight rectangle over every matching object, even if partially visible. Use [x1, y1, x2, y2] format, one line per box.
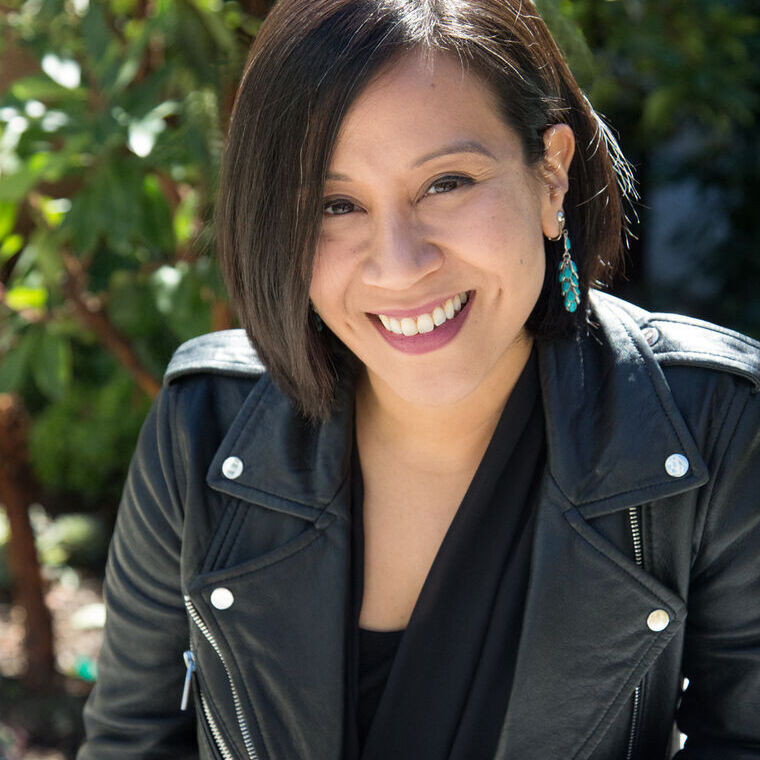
[181, 649, 196, 711]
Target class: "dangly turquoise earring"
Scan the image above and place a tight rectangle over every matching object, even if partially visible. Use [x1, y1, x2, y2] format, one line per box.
[549, 210, 580, 314]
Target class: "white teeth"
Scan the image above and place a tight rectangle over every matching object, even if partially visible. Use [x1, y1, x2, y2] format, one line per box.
[417, 313, 434, 333]
[400, 317, 418, 336]
[377, 291, 470, 337]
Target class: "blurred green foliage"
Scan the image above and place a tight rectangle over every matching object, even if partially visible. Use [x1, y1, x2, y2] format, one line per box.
[564, 0, 760, 333]
[0, 0, 758, 526]
[1, 0, 260, 506]
[567, 0, 759, 140]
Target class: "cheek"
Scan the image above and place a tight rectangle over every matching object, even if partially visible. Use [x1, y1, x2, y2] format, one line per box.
[309, 240, 355, 313]
[450, 180, 543, 239]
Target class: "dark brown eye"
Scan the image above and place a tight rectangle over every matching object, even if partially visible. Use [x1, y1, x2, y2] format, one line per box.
[323, 199, 357, 216]
[427, 175, 473, 195]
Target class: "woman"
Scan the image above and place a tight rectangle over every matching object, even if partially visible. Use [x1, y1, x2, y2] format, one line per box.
[78, 1, 760, 759]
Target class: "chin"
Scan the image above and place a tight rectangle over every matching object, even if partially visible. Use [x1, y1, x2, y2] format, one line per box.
[374, 364, 487, 408]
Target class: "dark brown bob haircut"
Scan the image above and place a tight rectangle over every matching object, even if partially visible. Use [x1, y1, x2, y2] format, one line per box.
[216, 0, 635, 420]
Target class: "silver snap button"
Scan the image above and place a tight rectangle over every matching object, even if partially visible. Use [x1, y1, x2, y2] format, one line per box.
[222, 456, 244, 480]
[647, 609, 670, 632]
[210, 587, 234, 610]
[665, 454, 689, 478]
[642, 326, 660, 346]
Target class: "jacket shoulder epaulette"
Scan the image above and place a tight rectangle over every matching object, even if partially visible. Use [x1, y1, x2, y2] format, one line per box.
[163, 329, 265, 385]
[597, 292, 760, 392]
[643, 312, 760, 391]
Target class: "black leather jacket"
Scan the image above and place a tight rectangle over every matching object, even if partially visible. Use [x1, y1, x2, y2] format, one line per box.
[78, 292, 760, 760]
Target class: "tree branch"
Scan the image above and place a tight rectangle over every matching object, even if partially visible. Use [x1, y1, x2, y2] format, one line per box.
[0, 393, 56, 691]
[61, 253, 162, 399]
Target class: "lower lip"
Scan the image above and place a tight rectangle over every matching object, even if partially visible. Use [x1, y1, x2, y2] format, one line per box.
[370, 293, 474, 355]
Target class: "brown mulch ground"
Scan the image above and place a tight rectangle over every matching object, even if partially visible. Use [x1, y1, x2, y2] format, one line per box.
[0, 572, 103, 760]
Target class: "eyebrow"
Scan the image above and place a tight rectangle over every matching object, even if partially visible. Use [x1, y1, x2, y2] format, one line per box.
[325, 140, 496, 182]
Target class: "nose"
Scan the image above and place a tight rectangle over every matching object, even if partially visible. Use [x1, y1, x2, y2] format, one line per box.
[361, 210, 443, 290]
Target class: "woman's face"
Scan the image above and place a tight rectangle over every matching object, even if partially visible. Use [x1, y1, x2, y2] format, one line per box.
[310, 50, 570, 408]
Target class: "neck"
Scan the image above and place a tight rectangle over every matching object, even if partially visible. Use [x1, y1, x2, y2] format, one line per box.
[355, 335, 534, 476]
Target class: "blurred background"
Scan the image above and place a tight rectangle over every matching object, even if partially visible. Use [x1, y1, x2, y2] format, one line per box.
[0, 0, 758, 756]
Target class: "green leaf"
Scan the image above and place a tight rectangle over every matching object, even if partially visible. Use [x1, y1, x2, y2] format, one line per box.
[32, 333, 72, 399]
[173, 187, 199, 245]
[0, 203, 18, 239]
[0, 331, 39, 392]
[140, 174, 175, 252]
[64, 187, 100, 253]
[39, 196, 72, 228]
[10, 74, 84, 103]
[0, 167, 44, 203]
[81, 3, 111, 70]
[0, 234, 24, 260]
[19, 229, 66, 284]
[5, 285, 48, 310]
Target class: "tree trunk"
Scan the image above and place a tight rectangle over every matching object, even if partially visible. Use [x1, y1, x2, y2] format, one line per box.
[0, 393, 56, 690]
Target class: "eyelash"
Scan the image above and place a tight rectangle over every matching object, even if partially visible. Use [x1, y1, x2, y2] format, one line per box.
[322, 174, 474, 216]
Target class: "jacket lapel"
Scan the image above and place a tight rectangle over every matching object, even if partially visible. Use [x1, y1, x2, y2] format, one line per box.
[193, 291, 710, 760]
[190, 374, 355, 760]
[495, 293, 709, 760]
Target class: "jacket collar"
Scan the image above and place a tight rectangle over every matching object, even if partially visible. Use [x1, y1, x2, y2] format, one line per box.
[207, 370, 354, 521]
[199, 291, 709, 760]
[540, 290, 708, 517]
[208, 290, 708, 516]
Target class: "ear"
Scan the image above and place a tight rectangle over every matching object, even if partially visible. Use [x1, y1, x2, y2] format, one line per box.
[539, 124, 575, 238]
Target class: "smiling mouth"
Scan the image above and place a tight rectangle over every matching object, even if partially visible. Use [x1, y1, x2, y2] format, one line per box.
[374, 291, 470, 336]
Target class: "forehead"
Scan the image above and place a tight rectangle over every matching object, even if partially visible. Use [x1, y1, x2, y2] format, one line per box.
[329, 50, 521, 168]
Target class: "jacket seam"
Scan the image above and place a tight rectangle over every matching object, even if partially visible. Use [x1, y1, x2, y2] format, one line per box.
[655, 348, 757, 365]
[691, 387, 751, 577]
[216, 482, 340, 513]
[189, 524, 328, 589]
[691, 393, 749, 580]
[202, 501, 244, 575]
[654, 350, 760, 384]
[162, 386, 187, 526]
[565, 508, 681, 612]
[648, 315, 760, 350]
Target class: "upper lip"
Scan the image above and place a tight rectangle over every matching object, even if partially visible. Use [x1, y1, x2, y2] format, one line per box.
[367, 291, 470, 319]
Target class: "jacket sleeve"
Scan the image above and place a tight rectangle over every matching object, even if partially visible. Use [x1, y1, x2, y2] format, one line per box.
[675, 382, 760, 758]
[77, 387, 197, 759]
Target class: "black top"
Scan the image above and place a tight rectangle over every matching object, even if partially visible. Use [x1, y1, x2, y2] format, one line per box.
[344, 347, 546, 760]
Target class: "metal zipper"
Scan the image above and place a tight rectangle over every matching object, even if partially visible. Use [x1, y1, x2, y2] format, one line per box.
[184, 595, 259, 760]
[181, 648, 235, 760]
[201, 690, 236, 760]
[629, 505, 643, 567]
[626, 506, 643, 760]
